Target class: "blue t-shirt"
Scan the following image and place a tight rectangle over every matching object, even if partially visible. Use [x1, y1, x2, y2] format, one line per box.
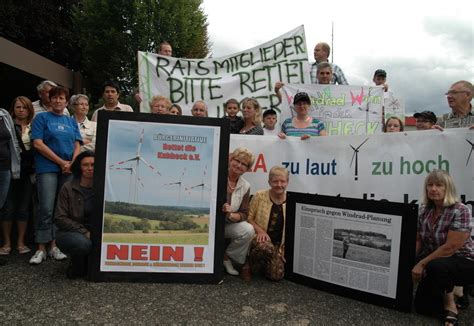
[31, 112, 83, 174]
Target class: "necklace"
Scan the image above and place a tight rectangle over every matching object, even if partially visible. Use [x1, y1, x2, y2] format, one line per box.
[227, 178, 237, 191]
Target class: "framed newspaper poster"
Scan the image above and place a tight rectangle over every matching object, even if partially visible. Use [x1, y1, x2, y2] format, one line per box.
[89, 111, 229, 283]
[285, 192, 417, 311]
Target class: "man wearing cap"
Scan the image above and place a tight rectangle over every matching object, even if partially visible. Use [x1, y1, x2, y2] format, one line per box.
[373, 69, 389, 92]
[437, 80, 473, 129]
[310, 42, 348, 85]
[414, 111, 437, 130]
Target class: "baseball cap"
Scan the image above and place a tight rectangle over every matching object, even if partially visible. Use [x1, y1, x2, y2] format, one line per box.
[374, 69, 387, 77]
[293, 92, 311, 105]
[414, 111, 437, 124]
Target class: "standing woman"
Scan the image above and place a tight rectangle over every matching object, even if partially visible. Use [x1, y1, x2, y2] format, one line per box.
[70, 94, 96, 152]
[0, 97, 35, 255]
[239, 98, 264, 135]
[150, 95, 172, 115]
[412, 170, 474, 325]
[279, 92, 327, 139]
[169, 104, 182, 116]
[383, 116, 404, 132]
[30, 86, 82, 264]
[222, 147, 256, 276]
[0, 106, 21, 255]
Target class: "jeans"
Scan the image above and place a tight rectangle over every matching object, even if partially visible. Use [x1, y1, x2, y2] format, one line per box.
[0, 170, 11, 208]
[57, 231, 92, 277]
[35, 172, 72, 244]
[0, 173, 33, 221]
[56, 231, 92, 256]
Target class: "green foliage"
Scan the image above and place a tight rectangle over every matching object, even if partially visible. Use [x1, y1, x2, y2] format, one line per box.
[0, 0, 81, 70]
[73, 0, 210, 101]
[0, 0, 210, 105]
[104, 217, 135, 233]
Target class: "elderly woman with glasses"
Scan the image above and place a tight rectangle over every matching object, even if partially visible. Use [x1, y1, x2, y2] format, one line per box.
[222, 147, 256, 277]
[70, 94, 96, 152]
[279, 92, 327, 140]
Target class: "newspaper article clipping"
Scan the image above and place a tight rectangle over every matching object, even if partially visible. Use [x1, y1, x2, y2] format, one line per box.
[293, 203, 402, 298]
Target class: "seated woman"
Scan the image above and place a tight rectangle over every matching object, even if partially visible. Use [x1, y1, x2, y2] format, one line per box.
[246, 166, 289, 281]
[279, 92, 327, 139]
[412, 170, 473, 326]
[55, 151, 95, 278]
[383, 116, 404, 132]
[222, 147, 256, 276]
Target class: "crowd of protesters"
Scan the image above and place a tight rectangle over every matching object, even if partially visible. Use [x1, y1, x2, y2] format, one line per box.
[0, 40, 472, 326]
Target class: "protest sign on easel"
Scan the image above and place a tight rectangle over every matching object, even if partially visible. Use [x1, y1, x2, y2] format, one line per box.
[89, 111, 229, 283]
[285, 192, 417, 311]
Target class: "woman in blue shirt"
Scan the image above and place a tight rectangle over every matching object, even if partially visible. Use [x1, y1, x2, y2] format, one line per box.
[30, 86, 82, 264]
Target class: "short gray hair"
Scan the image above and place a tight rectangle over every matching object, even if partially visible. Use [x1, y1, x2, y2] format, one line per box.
[69, 94, 89, 110]
[36, 80, 58, 92]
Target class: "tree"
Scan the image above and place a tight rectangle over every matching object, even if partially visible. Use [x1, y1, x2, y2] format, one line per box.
[0, 0, 81, 70]
[73, 0, 210, 102]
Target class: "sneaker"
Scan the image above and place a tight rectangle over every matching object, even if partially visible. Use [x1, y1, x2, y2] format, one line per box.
[29, 250, 47, 265]
[223, 259, 239, 276]
[49, 247, 67, 260]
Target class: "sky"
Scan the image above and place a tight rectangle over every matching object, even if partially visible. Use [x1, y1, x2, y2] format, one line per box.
[104, 120, 218, 208]
[201, 0, 473, 115]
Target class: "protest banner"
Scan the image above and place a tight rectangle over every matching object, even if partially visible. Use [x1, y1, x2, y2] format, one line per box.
[285, 193, 417, 311]
[383, 91, 405, 121]
[138, 26, 310, 116]
[280, 84, 385, 135]
[229, 128, 473, 211]
[90, 111, 229, 283]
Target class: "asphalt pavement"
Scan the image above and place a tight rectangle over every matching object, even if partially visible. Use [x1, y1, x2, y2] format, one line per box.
[1, 252, 473, 325]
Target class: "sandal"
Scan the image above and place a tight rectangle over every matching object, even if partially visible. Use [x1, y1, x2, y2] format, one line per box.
[0, 247, 11, 256]
[17, 246, 31, 254]
[443, 310, 458, 326]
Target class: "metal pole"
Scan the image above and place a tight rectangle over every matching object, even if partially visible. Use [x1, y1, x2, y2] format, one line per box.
[331, 22, 334, 63]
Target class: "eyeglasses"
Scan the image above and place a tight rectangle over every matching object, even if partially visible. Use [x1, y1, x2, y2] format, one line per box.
[232, 158, 249, 168]
[445, 90, 469, 96]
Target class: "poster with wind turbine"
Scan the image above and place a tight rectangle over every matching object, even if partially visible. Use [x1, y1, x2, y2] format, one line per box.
[97, 117, 225, 276]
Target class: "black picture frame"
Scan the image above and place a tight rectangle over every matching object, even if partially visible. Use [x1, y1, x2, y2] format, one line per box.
[88, 111, 230, 283]
[285, 192, 417, 311]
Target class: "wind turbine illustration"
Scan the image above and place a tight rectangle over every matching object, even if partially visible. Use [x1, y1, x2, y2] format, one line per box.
[164, 168, 186, 206]
[110, 166, 144, 202]
[108, 128, 161, 204]
[349, 138, 369, 181]
[466, 139, 474, 166]
[187, 165, 209, 208]
[356, 87, 381, 134]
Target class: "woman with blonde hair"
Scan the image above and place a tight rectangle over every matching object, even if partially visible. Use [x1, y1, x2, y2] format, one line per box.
[412, 170, 473, 325]
[239, 98, 263, 135]
[222, 147, 256, 277]
[150, 95, 172, 115]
